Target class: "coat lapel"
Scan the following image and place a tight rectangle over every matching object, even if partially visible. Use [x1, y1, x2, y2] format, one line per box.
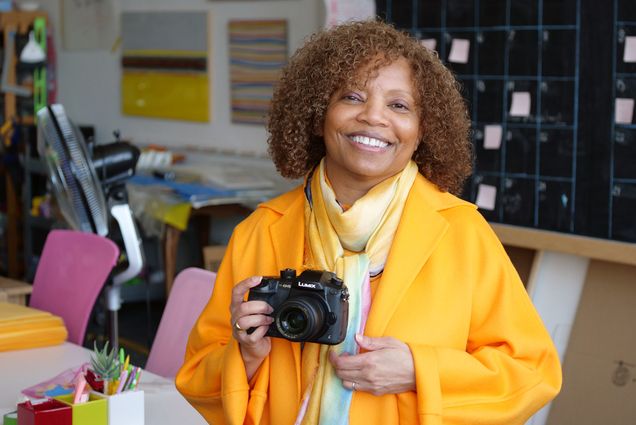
[267, 186, 306, 272]
[365, 176, 451, 337]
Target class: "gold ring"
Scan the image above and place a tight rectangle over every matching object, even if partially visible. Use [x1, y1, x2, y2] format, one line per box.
[234, 320, 244, 332]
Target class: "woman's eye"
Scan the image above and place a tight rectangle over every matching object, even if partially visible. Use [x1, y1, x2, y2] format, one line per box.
[342, 92, 362, 102]
[390, 102, 409, 111]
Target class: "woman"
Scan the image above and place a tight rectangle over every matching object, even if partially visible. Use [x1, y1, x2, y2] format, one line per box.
[176, 20, 561, 425]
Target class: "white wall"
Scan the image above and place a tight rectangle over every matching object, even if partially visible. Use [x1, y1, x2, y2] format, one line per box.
[36, 0, 323, 155]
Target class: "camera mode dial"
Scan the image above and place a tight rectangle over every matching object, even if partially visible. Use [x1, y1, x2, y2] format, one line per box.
[281, 268, 297, 279]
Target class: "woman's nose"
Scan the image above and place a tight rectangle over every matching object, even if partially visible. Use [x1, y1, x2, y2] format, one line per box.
[356, 100, 388, 126]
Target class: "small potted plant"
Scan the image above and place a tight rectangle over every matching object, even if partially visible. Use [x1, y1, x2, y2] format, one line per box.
[89, 341, 120, 395]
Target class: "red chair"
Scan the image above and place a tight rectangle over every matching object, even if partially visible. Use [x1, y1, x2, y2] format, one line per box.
[145, 267, 216, 378]
[29, 229, 119, 345]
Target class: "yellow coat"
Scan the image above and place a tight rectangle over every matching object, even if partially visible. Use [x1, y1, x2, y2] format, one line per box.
[176, 174, 562, 424]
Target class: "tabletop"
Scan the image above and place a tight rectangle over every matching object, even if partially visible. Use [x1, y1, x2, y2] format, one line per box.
[0, 342, 207, 424]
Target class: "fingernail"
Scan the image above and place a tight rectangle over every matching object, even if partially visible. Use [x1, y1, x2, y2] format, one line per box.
[355, 333, 364, 344]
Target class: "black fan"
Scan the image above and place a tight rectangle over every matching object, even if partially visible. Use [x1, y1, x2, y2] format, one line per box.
[37, 104, 144, 348]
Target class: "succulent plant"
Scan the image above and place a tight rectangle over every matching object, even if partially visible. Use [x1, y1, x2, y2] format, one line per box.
[90, 341, 120, 381]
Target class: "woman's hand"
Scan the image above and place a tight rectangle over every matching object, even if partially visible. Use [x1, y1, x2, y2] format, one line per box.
[230, 276, 274, 379]
[329, 334, 416, 396]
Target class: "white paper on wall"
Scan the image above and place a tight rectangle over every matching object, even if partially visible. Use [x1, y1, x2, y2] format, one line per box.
[483, 124, 503, 150]
[62, 0, 117, 50]
[448, 38, 470, 64]
[475, 184, 497, 211]
[323, 0, 375, 28]
[623, 36, 636, 63]
[509, 91, 532, 117]
[615, 98, 635, 124]
[420, 38, 437, 52]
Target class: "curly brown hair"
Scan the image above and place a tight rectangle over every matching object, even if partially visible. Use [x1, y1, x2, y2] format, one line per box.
[267, 20, 472, 195]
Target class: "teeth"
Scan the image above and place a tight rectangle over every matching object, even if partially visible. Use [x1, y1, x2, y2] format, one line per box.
[351, 135, 389, 148]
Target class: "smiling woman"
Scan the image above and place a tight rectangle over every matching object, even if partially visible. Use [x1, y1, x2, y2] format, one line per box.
[176, 20, 562, 425]
[267, 20, 472, 196]
[322, 58, 421, 204]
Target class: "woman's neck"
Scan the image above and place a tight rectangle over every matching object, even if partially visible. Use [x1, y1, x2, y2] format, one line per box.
[324, 165, 378, 206]
[330, 181, 370, 206]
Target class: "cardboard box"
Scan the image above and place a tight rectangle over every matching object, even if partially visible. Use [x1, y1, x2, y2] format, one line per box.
[548, 260, 636, 424]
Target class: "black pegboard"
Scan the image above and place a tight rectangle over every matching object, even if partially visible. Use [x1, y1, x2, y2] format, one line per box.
[377, 0, 636, 242]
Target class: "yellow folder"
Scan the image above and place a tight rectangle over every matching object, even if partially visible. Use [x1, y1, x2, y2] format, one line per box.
[0, 302, 68, 352]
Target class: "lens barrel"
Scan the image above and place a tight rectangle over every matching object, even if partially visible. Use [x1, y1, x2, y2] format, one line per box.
[275, 298, 326, 341]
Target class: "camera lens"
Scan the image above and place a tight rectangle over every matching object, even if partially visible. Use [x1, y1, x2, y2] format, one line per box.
[281, 309, 307, 334]
[276, 298, 326, 341]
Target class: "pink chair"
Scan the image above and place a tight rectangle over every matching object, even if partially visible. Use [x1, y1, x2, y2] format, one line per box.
[29, 229, 120, 345]
[145, 267, 216, 378]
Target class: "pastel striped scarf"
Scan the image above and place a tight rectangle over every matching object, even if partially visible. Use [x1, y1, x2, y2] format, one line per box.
[297, 159, 418, 425]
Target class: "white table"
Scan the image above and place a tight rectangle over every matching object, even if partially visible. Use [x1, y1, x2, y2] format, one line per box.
[0, 342, 206, 424]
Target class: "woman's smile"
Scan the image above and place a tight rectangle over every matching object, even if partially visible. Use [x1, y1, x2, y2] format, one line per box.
[348, 134, 390, 149]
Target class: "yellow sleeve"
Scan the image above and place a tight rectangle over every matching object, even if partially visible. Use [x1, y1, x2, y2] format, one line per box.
[408, 212, 561, 424]
[175, 216, 275, 425]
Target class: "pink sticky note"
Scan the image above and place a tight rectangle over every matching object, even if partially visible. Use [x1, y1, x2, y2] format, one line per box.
[483, 124, 503, 150]
[615, 98, 635, 124]
[509, 92, 531, 117]
[448, 38, 470, 64]
[420, 38, 437, 51]
[476, 184, 497, 211]
[623, 36, 636, 63]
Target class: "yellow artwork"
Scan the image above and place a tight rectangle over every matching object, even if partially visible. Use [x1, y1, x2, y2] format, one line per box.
[122, 71, 208, 122]
[121, 12, 210, 122]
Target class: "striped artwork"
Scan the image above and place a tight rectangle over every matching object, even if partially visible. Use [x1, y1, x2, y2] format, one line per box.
[229, 20, 288, 125]
[121, 12, 210, 122]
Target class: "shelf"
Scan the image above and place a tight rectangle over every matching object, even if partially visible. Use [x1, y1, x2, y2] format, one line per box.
[0, 10, 48, 278]
[491, 223, 636, 267]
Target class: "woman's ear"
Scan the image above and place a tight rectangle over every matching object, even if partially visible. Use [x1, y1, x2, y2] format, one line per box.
[416, 131, 424, 149]
[412, 132, 425, 159]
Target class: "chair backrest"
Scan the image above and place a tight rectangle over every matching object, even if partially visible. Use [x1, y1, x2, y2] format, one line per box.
[29, 229, 119, 345]
[145, 267, 216, 378]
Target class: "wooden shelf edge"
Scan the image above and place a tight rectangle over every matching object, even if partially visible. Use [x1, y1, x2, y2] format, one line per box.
[490, 223, 636, 267]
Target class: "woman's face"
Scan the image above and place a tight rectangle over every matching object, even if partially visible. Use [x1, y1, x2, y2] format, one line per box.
[322, 57, 421, 192]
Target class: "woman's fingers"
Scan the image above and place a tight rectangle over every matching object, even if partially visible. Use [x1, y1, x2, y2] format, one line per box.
[227, 276, 273, 379]
[236, 319, 271, 343]
[230, 275, 271, 331]
[329, 335, 416, 396]
[234, 313, 274, 336]
[235, 300, 273, 317]
[231, 276, 263, 307]
[230, 277, 276, 353]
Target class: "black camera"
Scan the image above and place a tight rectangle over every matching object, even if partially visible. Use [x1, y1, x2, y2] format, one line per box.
[248, 268, 349, 345]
